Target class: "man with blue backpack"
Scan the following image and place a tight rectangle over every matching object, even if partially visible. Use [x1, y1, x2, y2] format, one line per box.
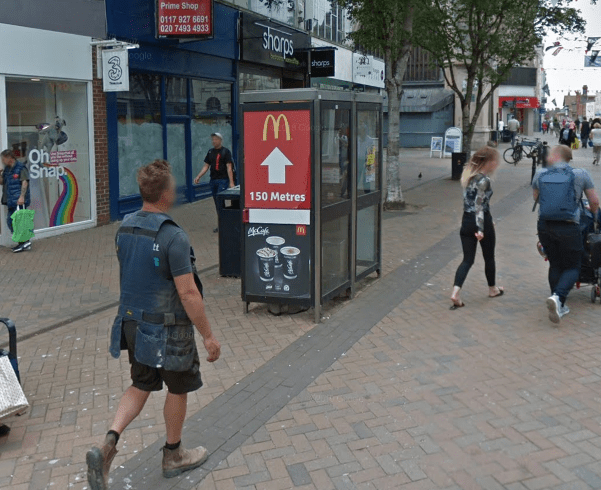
[533, 145, 599, 324]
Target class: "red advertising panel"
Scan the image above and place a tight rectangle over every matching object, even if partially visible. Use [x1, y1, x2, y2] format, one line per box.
[157, 0, 212, 37]
[244, 110, 311, 210]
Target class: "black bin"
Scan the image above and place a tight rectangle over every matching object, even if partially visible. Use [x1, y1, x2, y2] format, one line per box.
[490, 130, 498, 143]
[216, 187, 241, 278]
[452, 152, 467, 180]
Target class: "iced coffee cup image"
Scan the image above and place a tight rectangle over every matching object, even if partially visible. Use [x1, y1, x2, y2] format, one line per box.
[256, 247, 277, 282]
[281, 246, 300, 280]
[266, 236, 285, 267]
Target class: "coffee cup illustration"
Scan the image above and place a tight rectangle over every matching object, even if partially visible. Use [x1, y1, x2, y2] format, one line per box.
[281, 246, 300, 280]
[266, 236, 285, 267]
[256, 247, 277, 282]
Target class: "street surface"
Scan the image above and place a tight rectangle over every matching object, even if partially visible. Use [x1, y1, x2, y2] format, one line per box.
[5, 135, 601, 489]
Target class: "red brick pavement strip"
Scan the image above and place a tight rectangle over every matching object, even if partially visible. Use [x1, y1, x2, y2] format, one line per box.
[204, 196, 601, 490]
[0, 136, 597, 488]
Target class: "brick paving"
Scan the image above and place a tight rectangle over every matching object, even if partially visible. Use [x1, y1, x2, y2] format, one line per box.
[5, 137, 601, 489]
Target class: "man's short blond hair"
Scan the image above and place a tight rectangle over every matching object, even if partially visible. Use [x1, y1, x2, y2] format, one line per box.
[551, 145, 573, 163]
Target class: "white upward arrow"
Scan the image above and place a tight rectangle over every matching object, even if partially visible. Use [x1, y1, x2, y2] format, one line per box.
[261, 147, 293, 184]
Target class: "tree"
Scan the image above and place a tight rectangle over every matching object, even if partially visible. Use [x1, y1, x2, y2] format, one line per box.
[414, 0, 587, 156]
[339, 0, 417, 208]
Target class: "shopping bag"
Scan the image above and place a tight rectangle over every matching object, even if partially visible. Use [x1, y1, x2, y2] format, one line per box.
[572, 138, 580, 150]
[0, 356, 28, 420]
[10, 207, 35, 243]
[590, 140, 594, 148]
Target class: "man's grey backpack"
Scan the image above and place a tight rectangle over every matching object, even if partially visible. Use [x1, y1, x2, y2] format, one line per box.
[538, 166, 578, 221]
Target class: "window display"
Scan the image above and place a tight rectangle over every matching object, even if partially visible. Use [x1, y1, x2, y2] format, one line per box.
[117, 74, 163, 198]
[6, 79, 92, 230]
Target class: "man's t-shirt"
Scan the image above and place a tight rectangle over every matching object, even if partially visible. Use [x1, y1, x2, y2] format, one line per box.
[155, 222, 194, 280]
[591, 128, 601, 147]
[507, 119, 520, 132]
[532, 164, 595, 223]
[204, 147, 233, 181]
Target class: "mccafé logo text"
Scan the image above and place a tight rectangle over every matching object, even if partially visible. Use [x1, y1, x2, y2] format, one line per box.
[262, 25, 294, 59]
[28, 149, 66, 179]
[263, 114, 291, 141]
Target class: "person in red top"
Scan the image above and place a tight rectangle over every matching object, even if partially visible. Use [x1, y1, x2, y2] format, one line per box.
[194, 133, 235, 233]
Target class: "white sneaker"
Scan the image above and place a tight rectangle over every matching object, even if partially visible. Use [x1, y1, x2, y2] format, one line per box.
[546, 295, 561, 324]
[559, 304, 570, 318]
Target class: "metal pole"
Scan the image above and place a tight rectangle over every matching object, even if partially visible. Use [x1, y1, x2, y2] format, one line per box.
[349, 95, 357, 297]
[314, 97, 322, 324]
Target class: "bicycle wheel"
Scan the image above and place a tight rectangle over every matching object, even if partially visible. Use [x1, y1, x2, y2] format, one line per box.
[504, 147, 518, 164]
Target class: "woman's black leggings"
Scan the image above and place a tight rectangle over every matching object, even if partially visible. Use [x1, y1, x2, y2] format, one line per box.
[453, 212, 496, 288]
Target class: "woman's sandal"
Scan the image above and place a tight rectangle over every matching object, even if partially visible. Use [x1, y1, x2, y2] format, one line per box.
[450, 302, 465, 310]
[489, 287, 505, 298]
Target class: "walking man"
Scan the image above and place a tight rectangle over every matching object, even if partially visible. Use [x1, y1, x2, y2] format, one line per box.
[532, 145, 599, 324]
[581, 118, 591, 150]
[0, 149, 31, 252]
[87, 159, 221, 490]
[194, 133, 235, 233]
[507, 117, 520, 147]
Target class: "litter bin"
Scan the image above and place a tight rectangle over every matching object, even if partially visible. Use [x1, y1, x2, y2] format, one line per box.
[452, 152, 467, 180]
[216, 186, 241, 278]
[502, 129, 512, 143]
[491, 130, 498, 144]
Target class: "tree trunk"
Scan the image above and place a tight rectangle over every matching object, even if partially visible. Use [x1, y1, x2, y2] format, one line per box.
[386, 79, 404, 208]
[385, 9, 414, 209]
[461, 102, 473, 158]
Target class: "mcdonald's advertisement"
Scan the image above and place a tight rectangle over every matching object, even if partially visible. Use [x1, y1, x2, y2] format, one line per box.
[244, 110, 311, 210]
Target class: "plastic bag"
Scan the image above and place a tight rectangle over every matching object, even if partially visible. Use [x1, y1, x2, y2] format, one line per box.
[572, 138, 580, 150]
[11, 208, 35, 243]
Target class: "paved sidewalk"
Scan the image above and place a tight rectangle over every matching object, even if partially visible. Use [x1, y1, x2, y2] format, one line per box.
[5, 135, 601, 490]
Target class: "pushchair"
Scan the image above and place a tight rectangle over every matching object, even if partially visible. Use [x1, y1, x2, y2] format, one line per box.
[537, 201, 601, 303]
[577, 202, 601, 303]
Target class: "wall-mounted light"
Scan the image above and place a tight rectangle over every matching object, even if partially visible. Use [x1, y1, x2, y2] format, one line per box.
[30, 78, 40, 81]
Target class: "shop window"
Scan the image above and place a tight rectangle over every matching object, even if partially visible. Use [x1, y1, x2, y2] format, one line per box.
[191, 80, 233, 184]
[239, 71, 281, 93]
[5, 79, 92, 230]
[117, 74, 163, 198]
[165, 76, 188, 116]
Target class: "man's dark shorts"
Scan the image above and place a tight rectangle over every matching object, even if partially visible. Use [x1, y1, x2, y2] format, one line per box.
[122, 320, 203, 394]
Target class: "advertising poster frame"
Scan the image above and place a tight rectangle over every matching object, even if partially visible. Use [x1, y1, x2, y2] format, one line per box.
[240, 101, 316, 311]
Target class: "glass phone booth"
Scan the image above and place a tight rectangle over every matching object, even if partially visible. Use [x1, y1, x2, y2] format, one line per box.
[240, 89, 383, 323]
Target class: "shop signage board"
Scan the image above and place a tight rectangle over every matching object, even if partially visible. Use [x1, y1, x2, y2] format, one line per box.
[241, 12, 309, 71]
[352, 53, 385, 88]
[243, 110, 312, 216]
[310, 49, 336, 77]
[498, 96, 539, 109]
[430, 137, 443, 158]
[102, 48, 129, 92]
[444, 127, 463, 157]
[156, 0, 213, 38]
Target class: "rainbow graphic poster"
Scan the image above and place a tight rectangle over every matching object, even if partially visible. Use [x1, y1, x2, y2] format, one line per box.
[50, 168, 79, 227]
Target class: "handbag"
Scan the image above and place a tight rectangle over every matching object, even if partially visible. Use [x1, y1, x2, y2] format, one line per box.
[10, 206, 35, 243]
[590, 140, 594, 148]
[0, 356, 28, 420]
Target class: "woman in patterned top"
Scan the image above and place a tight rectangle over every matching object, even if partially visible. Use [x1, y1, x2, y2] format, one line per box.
[450, 146, 504, 309]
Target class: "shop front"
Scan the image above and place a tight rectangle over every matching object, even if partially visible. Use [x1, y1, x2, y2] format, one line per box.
[499, 91, 540, 137]
[105, 0, 238, 219]
[309, 38, 353, 91]
[239, 11, 311, 94]
[0, 24, 96, 246]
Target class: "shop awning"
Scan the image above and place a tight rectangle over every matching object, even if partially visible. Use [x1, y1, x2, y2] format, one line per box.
[396, 88, 455, 113]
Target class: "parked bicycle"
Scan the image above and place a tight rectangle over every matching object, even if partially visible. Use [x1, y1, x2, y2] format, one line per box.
[503, 137, 544, 165]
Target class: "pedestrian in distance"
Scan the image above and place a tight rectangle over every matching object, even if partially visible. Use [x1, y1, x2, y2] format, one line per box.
[591, 122, 601, 165]
[86, 159, 221, 490]
[580, 118, 591, 150]
[450, 147, 505, 310]
[575, 117, 581, 132]
[194, 132, 236, 233]
[542, 121, 548, 134]
[559, 125, 575, 147]
[0, 149, 32, 253]
[507, 117, 520, 147]
[532, 145, 599, 324]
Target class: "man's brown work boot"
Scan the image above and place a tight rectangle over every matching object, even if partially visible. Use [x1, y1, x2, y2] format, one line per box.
[86, 433, 118, 490]
[162, 444, 208, 478]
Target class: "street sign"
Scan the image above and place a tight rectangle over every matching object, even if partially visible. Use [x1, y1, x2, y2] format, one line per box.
[244, 110, 311, 211]
[102, 49, 129, 92]
[156, 0, 213, 38]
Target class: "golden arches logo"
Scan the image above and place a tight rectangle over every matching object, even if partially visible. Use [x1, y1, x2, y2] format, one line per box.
[263, 114, 291, 141]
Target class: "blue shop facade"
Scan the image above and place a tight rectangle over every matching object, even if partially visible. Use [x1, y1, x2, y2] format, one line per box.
[105, 0, 311, 219]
